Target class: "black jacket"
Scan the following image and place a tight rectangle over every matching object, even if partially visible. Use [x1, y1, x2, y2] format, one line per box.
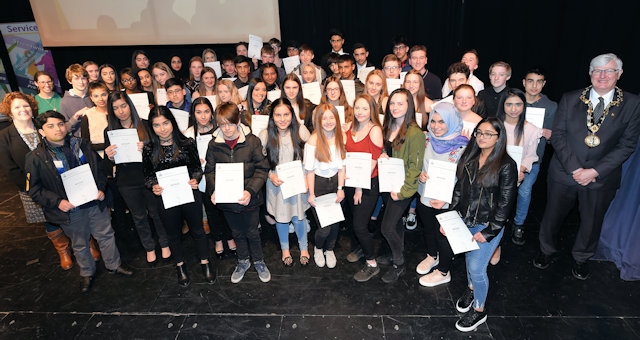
[449, 154, 517, 242]
[204, 123, 269, 213]
[25, 136, 107, 225]
[0, 123, 39, 191]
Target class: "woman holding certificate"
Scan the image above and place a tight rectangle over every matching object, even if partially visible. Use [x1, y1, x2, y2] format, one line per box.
[215, 79, 245, 113]
[496, 88, 542, 247]
[183, 97, 236, 258]
[191, 66, 217, 100]
[344, 94, 384, 282]
[143, 106, 214, 287]
[104, 92, 170, 267]
[415, 102, 469, 287]
[321, 76, 354, 127]
[363, 70, 389, 112]
[242, 78, 271, 128]
[447, 117, 517, 332]
[378, 88, 425, 283]
[403, 70, 434, 130]
[259, 98, 311, 267]
[304, 103, 346, 269]
[204, 103, 271, 284]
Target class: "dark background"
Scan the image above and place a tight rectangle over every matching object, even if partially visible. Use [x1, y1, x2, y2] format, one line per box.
[1, 0, 638, 102]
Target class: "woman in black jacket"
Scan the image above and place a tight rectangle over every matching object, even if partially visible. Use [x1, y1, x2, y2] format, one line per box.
[204, 103, 270, 284]
[443, 117, 517, 332]
[143, 106, 214, 287]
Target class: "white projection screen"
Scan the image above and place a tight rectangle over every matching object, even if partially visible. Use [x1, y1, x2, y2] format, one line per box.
[29, 0, 280, 47]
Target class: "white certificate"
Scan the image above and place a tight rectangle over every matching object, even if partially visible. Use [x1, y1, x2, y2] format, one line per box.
[525, 107, 545, 129]
[156, 88, 168, 106]
[386, 78, 403, 93]
[203, 95, 218, 110]
[301, 81, 322, 105]
[422, 159, 457, 203]
[357, 66, 374, 84]
[106, 129, 142, 164]
[283, 55, 300, 74]
[204, 61, 222, 79]
[415, 112, 423, 126]
[313, 193, 345, 228]
[436, 211, 479, 254]
[378, 157, 405, 193]
[340, 79, 356, 106]
[195, 134, 212, 160]
[345, 152, 372, 189]
[61, 163, 99, 207]
[507, 145, 523, 172]
[267, 89, 281, 102]
[400, 71, 407, 82]
[237, 85, 248, 100]
[276, 160, 306, 199]
[251, 115, 269, 137]
[156, 166, 194, 209]
[336, 106, 345, 125]
[128, 93, 150, 120]
[215, 163, 244, 203]
[248, 34, 263, 59]
[169, 108, 190, 133]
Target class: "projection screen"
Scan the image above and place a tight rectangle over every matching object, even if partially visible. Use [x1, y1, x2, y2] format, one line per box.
[29, 0, 280, 47]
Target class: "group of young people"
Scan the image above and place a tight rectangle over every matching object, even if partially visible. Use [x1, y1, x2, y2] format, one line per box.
[2, 31, 637, 333]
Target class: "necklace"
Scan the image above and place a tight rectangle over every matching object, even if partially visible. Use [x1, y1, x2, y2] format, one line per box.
[159, 136, 173, 145]
[579, 86, 623, 147]
[39, 95, 58, 111]
[18, 129, 39, 151]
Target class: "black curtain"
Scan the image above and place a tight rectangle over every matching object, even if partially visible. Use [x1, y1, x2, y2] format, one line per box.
[1, 0, 638, 101]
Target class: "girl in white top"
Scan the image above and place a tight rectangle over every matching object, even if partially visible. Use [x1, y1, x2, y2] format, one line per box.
[304, 103, 346, 269]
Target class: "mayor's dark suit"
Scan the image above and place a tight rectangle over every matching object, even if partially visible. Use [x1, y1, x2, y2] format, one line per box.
[539, 87, 640, 263]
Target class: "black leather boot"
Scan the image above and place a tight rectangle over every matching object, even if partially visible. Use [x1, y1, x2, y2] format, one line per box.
[176, 264, 190, 287]
[201, 261, 216, 284]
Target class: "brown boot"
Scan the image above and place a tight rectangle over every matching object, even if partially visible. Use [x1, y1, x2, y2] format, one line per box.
[89, 236, 101, 261]
[47, 229, 73, 270]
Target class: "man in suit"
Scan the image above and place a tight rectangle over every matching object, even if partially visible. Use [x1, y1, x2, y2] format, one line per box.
[353, 43, 374, 71]
[533, 53, 640, 280]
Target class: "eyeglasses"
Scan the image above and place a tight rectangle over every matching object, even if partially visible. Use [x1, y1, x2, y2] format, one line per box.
[121, 78, 136, 84]
[166, 89, 183, 95]
[326, 87, 340, 92]
[393, 45, 407, 51]
[474, 130, 499, 139]
[591, 68, 619, 75]
[384, 66, 399, 70]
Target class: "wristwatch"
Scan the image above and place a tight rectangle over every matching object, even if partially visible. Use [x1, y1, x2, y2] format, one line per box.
[337, 186, 343, 190]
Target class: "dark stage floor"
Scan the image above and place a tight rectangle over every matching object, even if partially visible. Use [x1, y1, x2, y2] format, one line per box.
[1, 164, 638, 339]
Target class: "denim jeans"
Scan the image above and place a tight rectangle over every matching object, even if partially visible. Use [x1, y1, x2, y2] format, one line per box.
[514, 163, 540, 225]
[465, 224, 504, 310]
[276, 216, 308, 251]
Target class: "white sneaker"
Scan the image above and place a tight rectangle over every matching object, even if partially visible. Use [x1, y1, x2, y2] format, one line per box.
[405, 212, 417, 230]
[325, 250, 337, 268]
[419, 269, 451, 287]
[416, 254, 439, 274]
[314, 247, 325, 267]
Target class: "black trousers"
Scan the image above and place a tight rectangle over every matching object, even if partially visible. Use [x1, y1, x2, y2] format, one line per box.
[538, 180, 616, 263]
[345, 177, 380, 260]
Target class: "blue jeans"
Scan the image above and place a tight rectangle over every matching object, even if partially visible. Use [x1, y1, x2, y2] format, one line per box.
[60, 204, 121, 277]
[514, 163, 540, 225]
[276, 216, 308, 251]
[465, 225, 504, 310]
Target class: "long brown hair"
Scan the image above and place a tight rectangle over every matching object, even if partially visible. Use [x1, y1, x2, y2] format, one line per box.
[312, 103, 346, 163]
[382, 88, 418, 150]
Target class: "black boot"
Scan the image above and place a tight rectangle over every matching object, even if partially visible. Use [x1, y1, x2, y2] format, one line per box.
[512, 224, 525, 245]
[176, 264, 190, 287]
[201, 261, 216, 284]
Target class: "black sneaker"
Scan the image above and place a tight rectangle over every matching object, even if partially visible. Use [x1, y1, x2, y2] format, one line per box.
[353, 264, 380, 282]
[381, 264, 405, 283]
[511, 224, 525, 245]
[455, 309, 487, 332]
[456, 289, 474, 313]
[80, 276, 93, 293]
[532, 252, 553, 270]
